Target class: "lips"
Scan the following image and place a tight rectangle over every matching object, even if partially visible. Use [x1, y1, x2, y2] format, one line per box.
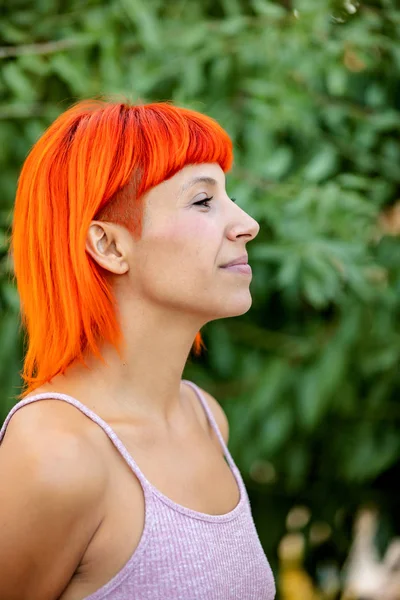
[220, 254, 249, 268]
[220, 254, 252, 276]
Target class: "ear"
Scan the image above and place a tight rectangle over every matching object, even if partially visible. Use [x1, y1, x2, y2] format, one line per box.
[85, 221, 129, 275]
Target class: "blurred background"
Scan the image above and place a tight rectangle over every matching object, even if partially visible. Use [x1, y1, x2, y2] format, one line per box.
[1, 0, 400, 598]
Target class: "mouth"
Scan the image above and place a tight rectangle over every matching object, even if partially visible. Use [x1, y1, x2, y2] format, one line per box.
[220, 254, 249, 268]
[219, 255, 252, 275]
[220, 263, 252, 275]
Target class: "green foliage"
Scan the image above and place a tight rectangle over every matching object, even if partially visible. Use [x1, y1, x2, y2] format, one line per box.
[1, 0, 400, 585]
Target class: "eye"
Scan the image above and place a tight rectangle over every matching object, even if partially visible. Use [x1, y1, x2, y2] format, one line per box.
[193, 196, 213, 208]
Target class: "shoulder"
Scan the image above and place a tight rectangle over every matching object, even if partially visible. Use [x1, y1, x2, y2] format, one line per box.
[0, 398, 107, 510]
[0, 398, 107, 509]
[0, 400, 106, 519]
[0, 399, 106, 598]
[195, 385, 230, 445]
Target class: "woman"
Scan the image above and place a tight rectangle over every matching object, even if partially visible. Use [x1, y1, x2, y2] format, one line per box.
[0, 100, 276, 599]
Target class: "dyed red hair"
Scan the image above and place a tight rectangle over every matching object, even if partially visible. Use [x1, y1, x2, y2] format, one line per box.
[11, 100, 233, 399]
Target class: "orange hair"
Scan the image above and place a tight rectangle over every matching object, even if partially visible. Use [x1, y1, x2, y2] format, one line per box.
[11, 100, 233, 399]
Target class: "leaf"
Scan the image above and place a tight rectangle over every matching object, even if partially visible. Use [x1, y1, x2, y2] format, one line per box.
[259, 401, 294, 455]
[284, 443, 310, 491]
[302, 270, 330, 307]
[119, 0, 161, 50]
[303, 144, 339, 182]
[2, 63, 35, 100]
[263, 146, 293, 179]
[207, 322, 236, 378]
[340, 426, 400, 482]
[325, 68, 348, 96]
[51, 53, 92, 96]
[250, 0, 287, 18]
[0, 311, 23, 419]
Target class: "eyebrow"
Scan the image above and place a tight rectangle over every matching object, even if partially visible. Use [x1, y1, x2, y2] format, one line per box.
[179, 176, 218, 195]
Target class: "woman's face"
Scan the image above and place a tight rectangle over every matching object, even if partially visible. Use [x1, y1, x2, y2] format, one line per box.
[125, 162, 260, 322]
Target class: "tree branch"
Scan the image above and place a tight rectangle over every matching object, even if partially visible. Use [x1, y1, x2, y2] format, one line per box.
[0, 38, 89, 59]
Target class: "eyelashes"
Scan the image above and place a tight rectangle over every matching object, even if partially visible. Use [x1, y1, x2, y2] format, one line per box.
[193, 196, 214, 208]
[193, 196, 237, 208]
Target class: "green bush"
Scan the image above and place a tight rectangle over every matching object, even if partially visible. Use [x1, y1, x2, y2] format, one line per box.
[1, 0, 400, 588]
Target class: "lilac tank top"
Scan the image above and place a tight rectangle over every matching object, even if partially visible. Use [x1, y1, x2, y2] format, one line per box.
[0, 379, 276, 600]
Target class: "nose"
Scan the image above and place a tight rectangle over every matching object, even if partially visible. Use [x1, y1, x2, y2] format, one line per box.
[226, 202, 260, 243]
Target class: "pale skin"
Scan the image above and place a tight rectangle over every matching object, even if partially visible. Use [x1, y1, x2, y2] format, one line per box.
[0, 162, 260, 599]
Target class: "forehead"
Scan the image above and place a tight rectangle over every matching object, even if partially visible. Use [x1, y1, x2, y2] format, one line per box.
[172, 163, 226, 195]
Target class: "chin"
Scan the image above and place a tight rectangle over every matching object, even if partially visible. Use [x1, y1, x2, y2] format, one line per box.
[211, 294, 253, 320]
[227, 302, 253, 318]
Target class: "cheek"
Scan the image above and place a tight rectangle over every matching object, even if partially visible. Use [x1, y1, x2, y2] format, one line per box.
[151, 217, 218, 265]
[137, 216, 221, 297]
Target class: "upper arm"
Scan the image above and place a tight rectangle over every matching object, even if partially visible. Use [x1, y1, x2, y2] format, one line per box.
[0, 404, 106, 600]
[198, 387, 229, 445]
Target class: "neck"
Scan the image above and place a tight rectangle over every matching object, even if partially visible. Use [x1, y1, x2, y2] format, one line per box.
[51, 300, 204, 424]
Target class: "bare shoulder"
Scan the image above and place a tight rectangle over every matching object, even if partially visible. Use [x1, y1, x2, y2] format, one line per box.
[0, 400, 106, 600]
[1, 398, 108, 485]
[196, 386, 230, 445]
[0, 398, 108, 511]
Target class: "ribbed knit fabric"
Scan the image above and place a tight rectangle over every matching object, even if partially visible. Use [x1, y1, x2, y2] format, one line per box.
[0, 380, 276, 600]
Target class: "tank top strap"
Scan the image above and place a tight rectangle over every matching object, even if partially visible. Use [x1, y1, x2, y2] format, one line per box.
[182, 380, 236, 470]
[0, 392, 152, 492]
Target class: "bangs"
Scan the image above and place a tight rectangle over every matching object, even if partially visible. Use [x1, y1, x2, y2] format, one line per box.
[135, 103, 233, 195]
